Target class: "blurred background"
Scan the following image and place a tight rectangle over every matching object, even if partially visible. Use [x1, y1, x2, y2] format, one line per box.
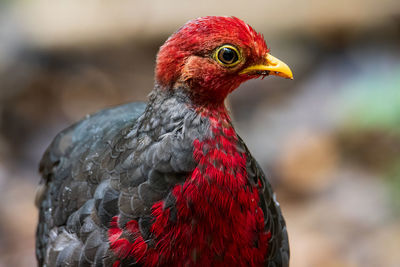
[0, 0, 399, 266]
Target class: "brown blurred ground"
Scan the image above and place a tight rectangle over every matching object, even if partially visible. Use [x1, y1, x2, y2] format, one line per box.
[0, 1, 399, 267]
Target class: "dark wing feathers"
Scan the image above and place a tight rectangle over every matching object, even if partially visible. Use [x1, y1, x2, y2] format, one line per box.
[238, 136, 290, 267]
[36, 102, 147, 266]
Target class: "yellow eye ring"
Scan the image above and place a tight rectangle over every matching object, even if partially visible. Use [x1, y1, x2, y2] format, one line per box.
[214, 45, 242, 67]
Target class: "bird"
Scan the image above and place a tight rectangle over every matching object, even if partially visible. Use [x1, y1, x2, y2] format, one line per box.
[35, 16, 293, 267]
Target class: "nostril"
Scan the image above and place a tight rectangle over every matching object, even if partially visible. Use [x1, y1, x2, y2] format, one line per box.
[268, 59, 278, 66]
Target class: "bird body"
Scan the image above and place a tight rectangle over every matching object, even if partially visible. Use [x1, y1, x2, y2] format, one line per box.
[36, 16, 291, 267]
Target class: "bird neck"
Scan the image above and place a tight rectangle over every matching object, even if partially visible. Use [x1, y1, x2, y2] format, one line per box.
[145, 84, 232, 129]
[146, 84, 245, 194]
[160, 80, 237, 106]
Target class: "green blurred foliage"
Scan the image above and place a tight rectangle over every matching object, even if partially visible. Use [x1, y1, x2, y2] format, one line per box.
[343, 66, 400, 132]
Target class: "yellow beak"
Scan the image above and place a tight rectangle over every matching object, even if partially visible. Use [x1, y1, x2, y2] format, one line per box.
[240, 54, 293, 80]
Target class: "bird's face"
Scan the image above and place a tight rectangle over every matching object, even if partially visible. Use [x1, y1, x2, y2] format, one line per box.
[155, 16, 293, 104]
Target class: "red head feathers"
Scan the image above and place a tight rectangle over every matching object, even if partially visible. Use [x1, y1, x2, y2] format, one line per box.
[155, 16, 292, 103]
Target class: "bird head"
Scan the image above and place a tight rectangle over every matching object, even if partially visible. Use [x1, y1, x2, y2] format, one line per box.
[155, 16, 293, 104]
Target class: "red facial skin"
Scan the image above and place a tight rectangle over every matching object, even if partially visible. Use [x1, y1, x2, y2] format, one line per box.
[109, 16, 272, 266]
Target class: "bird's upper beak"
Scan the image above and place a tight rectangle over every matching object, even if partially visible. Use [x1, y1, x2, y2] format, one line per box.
[240, 54, 293, 80]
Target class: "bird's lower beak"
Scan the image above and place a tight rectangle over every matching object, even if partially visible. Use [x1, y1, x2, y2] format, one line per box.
[240, 54, 293, 80]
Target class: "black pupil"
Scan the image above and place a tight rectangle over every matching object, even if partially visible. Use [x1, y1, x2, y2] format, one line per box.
[219, 48, 238, 64]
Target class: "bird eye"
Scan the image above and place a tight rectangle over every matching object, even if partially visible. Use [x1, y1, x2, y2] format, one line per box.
[215, 45, 241, 67]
